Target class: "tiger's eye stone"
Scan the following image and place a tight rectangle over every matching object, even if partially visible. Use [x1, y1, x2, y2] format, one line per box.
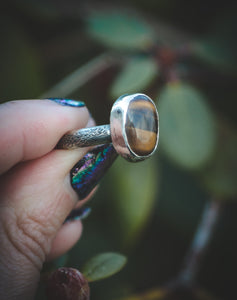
[125, 99, 158, 156]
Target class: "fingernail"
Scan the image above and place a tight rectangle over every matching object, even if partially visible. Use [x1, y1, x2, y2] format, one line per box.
[64, 207, 91, 224]
[70, 144, 118, 200]
[49, 98, 85, 107]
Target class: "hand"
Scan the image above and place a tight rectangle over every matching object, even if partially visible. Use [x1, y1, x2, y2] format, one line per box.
[0, 99, 92, 299]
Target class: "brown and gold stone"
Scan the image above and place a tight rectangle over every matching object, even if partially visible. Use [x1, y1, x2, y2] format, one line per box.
[125, 98, 158, 156]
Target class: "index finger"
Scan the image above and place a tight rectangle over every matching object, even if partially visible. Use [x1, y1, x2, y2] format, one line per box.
[0, 99, 89, 174]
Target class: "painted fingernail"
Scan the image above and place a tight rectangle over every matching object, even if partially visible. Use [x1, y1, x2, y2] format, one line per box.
[70, 144, 118, 200]
[49, 98, 85, 107]
[64, 207, 91, 224]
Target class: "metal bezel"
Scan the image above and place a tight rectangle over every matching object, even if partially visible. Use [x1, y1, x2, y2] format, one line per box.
[110, 93, 159, 162]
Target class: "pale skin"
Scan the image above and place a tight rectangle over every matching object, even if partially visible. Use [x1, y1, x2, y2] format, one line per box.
[0, 100, 94, 299]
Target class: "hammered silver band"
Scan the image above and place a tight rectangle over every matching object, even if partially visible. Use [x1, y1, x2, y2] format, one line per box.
[57, 125, 112, 149]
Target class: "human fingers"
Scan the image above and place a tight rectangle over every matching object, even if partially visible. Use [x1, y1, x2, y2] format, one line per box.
[0, 99, 89, 175]
[0, 146, 91, 300]
[46, 220, 83, 261]
[0, 98, 93, 299]
[47, 192, 95, 261]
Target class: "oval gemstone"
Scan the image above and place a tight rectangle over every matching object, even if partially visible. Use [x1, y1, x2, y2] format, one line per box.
[125, 98, 158, 156]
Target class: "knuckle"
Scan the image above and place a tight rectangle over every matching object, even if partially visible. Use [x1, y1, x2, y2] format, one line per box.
[0, 207, 57, 270]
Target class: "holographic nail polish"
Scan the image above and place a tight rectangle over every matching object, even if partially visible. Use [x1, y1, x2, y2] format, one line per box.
[70, 144, 118, 200]
[64, 207, 91, 223]
[49, 98, 85, 107]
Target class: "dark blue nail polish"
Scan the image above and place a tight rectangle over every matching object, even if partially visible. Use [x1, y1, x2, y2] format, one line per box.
[49, 98, 85, 107]
[64, 207, 91, 224]
[70, 144, 118, 200]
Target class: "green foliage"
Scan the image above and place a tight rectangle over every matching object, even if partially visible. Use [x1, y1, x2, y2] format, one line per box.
[110, 56, 158, 98]
[201, 126, 237, 199]
[191, 39, 236, 73]
[86, 12, 154, 50]
[0, 18, 43, 101]
[2, 3, 236, 300]
[191, 13, 237, 73]
[109, 157, 158, 248]
[158, 82, 217, 170]
[82, 252, 127, 282]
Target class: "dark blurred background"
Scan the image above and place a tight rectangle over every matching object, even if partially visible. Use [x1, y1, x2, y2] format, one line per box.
[1, 1, 237, 299]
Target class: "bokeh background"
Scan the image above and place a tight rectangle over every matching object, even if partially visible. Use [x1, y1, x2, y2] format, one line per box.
[1, 1, 237, 299]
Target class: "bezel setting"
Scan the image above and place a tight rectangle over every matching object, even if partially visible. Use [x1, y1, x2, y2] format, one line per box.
[110, 93, 159, 162]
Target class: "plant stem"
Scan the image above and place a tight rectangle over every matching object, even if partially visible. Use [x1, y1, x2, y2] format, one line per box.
[178, 200, 221, 285]
[40, 52, 122, 98]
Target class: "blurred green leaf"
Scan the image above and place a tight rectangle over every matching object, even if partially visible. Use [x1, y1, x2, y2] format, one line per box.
[109, 156, 159, 248]
[82, 252, 127, 282]
[110, 56, 158, 98]
[86, 11, 154, 50]
[190, 13, 237, 73]
[191, 39, 236, 73]
[0, 18, 44, 101]
[158, 82, 217, 170]
[201, 125, 237, 199]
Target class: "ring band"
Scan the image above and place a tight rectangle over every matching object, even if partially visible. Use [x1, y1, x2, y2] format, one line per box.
[57, 125, 112, 149]
[57, 93, 159, 162]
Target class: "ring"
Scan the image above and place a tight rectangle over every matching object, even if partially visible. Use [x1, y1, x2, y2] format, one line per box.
[57, 93, 159, 162]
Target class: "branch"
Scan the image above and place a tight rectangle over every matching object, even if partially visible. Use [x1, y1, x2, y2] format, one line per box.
[178, 200, 221, 285]
[40, 52, 122, 98]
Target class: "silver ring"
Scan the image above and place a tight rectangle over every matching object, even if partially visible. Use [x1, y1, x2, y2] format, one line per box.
[57, 93, 159, 162]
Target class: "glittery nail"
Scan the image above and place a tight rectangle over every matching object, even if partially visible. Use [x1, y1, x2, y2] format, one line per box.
[49, 98, 85, 107]
[64, 207, 91, 224]
[70, 144, 118, 200]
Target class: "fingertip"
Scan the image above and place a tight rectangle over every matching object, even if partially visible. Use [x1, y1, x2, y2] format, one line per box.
[46, 220, 83, 261]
